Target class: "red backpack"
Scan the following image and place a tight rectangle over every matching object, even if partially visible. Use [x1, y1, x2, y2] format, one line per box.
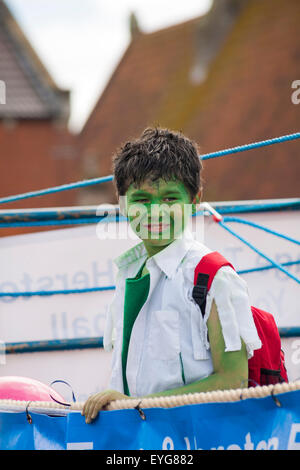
[192, 251, 288, 387]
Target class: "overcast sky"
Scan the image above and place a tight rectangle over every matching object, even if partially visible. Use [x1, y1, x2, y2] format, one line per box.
[5, 0, 212, 133]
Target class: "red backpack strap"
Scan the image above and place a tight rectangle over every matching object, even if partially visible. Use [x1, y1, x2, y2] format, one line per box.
[194, 251, 236, 291]
[192, 252, 236, 318]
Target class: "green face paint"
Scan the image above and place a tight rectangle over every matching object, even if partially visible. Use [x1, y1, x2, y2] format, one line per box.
[123, 178, 199, 257]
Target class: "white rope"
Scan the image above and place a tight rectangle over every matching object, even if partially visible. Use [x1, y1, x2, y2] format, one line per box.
[0, 380, 299, 415]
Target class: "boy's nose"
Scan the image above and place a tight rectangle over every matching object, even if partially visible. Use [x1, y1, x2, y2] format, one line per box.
[149, 205, 164, 222]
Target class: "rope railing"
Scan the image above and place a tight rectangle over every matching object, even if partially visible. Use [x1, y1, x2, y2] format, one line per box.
[0, 380, 299, 415]
[0, 175, 114, 205]
[221, 216, 300, 246]
[0, 285, 115, 297]
[5, 337, 104, 354]
[0, 214, 126, 229]
[3, 326, 299, 355]
[1, 198, 299, 225]
[200, 131, 300, 160]
[0, 132, 299, 205]
[217, 218, 300, 285]
[237, 259, 300, 275]
[0, 259, 299, 298]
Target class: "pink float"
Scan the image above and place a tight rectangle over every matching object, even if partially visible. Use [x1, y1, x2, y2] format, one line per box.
[0, 376, 66, 402]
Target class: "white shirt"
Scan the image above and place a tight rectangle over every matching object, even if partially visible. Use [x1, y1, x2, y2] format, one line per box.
[103, 223, 262, 397]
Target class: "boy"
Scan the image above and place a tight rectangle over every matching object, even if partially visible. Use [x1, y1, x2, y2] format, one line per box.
[82, 127, 261, 424]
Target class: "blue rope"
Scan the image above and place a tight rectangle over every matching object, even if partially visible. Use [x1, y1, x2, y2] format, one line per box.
[210, 199, 300, 215]
[4, 328, 300, 354]
[200, 131, 300, 160]
[0, 132, 299, 204]
[0, 203, 299, 228]
[218, 220, 300, 284]
[0, 215, 127, 228]
[0, 285, 115, 298]
[222, 216, 300, 246]
[1, 200, 299, 229]
[0, 175, 114, 205]
[5, 337, 104, 354]
[237, 259, 300, 275]
[4, 329, 300, 355]
[1, 259, 299, 297]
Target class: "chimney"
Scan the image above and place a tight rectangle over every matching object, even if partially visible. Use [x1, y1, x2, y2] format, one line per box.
[190, 0, 249, 85]
[129, 12, 142, 40]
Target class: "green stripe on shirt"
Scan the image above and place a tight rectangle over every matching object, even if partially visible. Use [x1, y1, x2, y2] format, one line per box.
[122, 260, 150, 396]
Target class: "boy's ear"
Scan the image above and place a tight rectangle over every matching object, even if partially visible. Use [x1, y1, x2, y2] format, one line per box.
[191, 191, 202, 214]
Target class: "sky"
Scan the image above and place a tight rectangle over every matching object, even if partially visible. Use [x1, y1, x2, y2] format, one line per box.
[5, 0, 212, 133]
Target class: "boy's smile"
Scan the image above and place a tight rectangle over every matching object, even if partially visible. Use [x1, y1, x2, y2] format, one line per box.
[122, 178, 200, 257]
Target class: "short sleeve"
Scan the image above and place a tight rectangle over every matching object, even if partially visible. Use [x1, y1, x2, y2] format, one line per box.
[205, 266, 262, 358]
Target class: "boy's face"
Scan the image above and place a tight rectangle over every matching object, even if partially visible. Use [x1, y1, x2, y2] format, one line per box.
[122, 178, 200, 251]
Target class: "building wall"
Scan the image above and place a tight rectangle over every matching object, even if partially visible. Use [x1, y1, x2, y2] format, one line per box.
[0, 119, 80, 237]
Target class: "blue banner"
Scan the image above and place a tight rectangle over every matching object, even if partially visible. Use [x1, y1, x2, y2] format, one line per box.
[1, 389, 300, 450]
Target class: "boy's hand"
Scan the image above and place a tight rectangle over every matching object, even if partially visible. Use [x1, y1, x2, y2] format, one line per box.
[81, 389, 130, 424]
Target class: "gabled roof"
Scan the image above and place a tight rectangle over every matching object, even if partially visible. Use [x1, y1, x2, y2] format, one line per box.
[79, 0, 244, 167]
[0, 0, 70, 120]
[183, 0, 300, 201]
[80, 0, 300, 202]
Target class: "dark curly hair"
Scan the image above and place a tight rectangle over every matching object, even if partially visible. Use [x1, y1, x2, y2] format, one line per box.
[112, 127, 203, 202]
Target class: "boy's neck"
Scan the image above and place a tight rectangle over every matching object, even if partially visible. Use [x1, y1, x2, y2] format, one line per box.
[143, 238, 174, 258]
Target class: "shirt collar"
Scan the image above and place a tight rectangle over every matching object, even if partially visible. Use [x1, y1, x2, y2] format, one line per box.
[113, 222, 196, 279]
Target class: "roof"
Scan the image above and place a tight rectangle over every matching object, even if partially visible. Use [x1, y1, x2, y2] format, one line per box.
[79, 0, 300, 202]
[79, 4, 234, 171]
[0, 0, 70, 120]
